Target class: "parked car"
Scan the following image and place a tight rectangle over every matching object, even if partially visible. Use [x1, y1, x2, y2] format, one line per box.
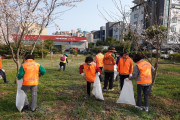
[160, 51, 169, 59]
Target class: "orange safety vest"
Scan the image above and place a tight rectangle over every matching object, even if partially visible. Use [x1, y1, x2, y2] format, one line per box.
[96, 53, 104, 67]
[0, 56, 2, 69]
[137, 60, 152, 85]
[118, 57, 133, 75]
[83, 63, 96, 83]
[103, 52, 115, 71]
[22, 59, 40, 86]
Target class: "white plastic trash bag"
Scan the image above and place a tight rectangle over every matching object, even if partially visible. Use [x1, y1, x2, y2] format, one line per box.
[92, 74, 104, 100]
[117, 79, 136, 105]
[114, 65, 118, 80]
[16, 79, 26, 112]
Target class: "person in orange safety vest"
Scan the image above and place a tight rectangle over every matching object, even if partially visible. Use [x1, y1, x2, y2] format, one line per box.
[117, 50, 133, 90]
[17, 55, 46, 112]
[0, 55, 9, 83]
[79, 56, 101, 98]
[129, 53, 155, 112]
[95, 50, 104, 82]
[103, 46, 116, 91]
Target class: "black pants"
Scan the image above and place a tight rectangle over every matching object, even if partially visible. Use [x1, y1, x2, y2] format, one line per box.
[103, 72, 114, 89]
[87, 82, 91, 96]
[0, 69, 7, 83]
[99, 67, 103, 82]
[136, 84, 151, 107]
[120, 75, 129, 90]
[59, 62, 66, 71]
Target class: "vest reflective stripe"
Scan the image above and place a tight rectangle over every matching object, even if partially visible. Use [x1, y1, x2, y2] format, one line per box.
[0, 57, 2, 69]
[137, 60, 152, 85]
[83, 63, 96, 83]
[119, 57, 133, 75]
[103, 52, 115, 71]
[96, 53, 104, 67]
[22, 59, 40, 86]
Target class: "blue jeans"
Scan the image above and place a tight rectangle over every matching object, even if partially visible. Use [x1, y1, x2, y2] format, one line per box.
[137, 84, 151, 107]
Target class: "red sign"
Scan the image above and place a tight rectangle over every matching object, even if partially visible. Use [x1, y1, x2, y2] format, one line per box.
[12, 34, 88, 42]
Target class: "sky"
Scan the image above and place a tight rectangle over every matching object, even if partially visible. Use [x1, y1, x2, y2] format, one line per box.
[47, 0, 134, 35]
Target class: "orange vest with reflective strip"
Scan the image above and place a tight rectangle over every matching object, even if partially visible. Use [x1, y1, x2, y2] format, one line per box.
[119, 57, 133, 75]
[96, 53, 104, 67]
[83, 63, 96, 83]
[137, 60, 152, 85]
[0, 56, 2, 69]
[103, 52, 115, 71]
[22, 59, 40, 86]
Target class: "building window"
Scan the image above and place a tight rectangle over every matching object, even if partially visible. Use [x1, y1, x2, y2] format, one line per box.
[134, 14, 138, 19]
[170, 37, 174, 41]
[172, 18, 177, 23]
[134, 21, 137, 25]
[171, 27, 176, 32]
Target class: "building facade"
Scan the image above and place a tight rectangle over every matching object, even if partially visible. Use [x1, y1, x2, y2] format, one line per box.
[12, 35, 88, 52]
[130, 0, 180, 48]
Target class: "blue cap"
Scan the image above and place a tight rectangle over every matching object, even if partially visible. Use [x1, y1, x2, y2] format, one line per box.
[64, 54, 68, 56]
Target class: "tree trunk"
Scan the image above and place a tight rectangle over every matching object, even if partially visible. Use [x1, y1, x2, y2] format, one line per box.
[41, 41, 44, 59]
[15, 59, 20, 84]
[150, 48, 159, 93]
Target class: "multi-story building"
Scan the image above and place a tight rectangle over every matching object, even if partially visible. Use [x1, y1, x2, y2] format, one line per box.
[106, 22, 115, 39]
[15, 22, 47, 35]
[52, 31, 71, 36]
[168, 2, 180, 45]
[100, 26, 106, 41]
[130, 0, 180, 48]
[130, 1, 145, 34]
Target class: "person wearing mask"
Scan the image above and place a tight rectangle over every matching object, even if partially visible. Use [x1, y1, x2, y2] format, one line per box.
[59, 54, 68, 71]
[95, 50, 104, 82]
[0, 55, 9, 83]
[79, 56, 101, 98]
[128, 53, 155, 112]
[103, 46, 116, 91]
[17, 55, 46, 112]
[117, 51, 133, 90]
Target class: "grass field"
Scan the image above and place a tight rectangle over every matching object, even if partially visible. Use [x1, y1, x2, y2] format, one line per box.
[0, 54, 180, 120]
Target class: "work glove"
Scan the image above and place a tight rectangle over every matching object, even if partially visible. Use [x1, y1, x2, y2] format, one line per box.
[81, 73, 85, 77]
[98, 72, 100, 76]
[129, 74, 132, 77]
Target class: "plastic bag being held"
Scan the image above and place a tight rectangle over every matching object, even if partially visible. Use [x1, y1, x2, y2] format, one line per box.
[117, 78, 136, 105]
[92, 73, 104, 100]
[114, 65, 118, 80]
[16, 79, 26, 112]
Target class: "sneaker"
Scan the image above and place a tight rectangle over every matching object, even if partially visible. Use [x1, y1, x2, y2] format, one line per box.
[144, 107, 149, 112]
[31, 109, 36, 112]
[108, 88, 114, 91]
[103, 89, 108, 92]
[135, 106, 143, 110]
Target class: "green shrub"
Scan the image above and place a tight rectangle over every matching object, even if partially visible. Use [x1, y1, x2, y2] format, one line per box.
[70, 49, 77, 56]
[169, 53, 180, 62]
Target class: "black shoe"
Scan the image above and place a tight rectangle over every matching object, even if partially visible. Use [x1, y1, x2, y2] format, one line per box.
[4, 80, 9, 83]
[22, 105, 29, 111]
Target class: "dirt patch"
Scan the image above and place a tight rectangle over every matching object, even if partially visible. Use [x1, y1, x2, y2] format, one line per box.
[167, 71, 180, 75]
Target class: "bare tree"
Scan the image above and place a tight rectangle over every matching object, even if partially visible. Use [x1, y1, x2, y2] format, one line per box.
[0, 0, 83, 82]
[98, 0, 169, 92]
